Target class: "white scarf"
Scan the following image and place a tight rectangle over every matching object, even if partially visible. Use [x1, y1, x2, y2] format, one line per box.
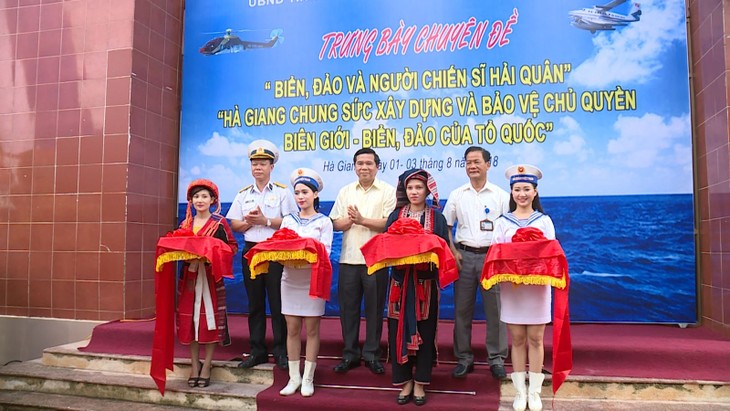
[189, 260, 216, 340]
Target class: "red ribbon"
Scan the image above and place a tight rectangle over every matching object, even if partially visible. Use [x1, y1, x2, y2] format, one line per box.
[483, 227, 572, 394]
[551, 285, 572, 394]
[512, 226, 546, 242]
[387, 217, 426, 235]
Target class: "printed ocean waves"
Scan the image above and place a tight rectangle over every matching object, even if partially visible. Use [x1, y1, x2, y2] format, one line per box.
[574, 271, 634, 279]
[179, 194, 697, 322]
[570, 279, 695, 322]
[617, 249, 692, 272]
[546, 195, 696, 322]
[569, 267, 695, 323]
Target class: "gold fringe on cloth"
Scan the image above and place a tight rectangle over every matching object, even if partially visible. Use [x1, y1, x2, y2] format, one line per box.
[248, 249, 319, 278]
[481, 272, 566, 291]
[365, 252, 440, 275]
[155, 251, 209, 272]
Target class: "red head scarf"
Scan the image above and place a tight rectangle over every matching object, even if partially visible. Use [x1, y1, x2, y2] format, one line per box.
[182, 179, 221, 229]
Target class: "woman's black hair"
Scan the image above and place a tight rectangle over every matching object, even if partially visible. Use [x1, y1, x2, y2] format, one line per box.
[188, 185, 217, 203]
[508, 182, 544, 213]
[294, 181, 320, 212]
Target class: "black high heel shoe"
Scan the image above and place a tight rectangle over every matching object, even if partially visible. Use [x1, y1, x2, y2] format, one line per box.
[197, 363, 212, 388]
[188, 361, 202, 387]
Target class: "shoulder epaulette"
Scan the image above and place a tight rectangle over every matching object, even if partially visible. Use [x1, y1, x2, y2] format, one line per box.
[239, 184, 253, 193]
[273, 182, 287, 189]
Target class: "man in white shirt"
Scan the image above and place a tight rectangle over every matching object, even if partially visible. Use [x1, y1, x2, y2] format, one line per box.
[329, 148, 396, 375]
[226, 140, 298, 370]
[443, 146, 510, 380]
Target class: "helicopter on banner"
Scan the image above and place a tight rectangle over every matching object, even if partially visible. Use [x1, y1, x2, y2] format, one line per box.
[199, 28, 284, 56]
[569, 0, 642, 33]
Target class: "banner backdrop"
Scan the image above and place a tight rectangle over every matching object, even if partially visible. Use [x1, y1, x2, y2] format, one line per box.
[179, 0, 696, 323]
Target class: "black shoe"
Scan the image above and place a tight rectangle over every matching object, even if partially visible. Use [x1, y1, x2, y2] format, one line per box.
[275, 355, 289, 370]
[237, 355, 267, 368]
[414, 395, 427, 406]
[364, 359, 385, 375]
[188, 361, 202, 387]
[490, 364, 507, 379]
[197, 363, 212, 388]
[333, 358, 360, 373]
[452, 363, 474, 378]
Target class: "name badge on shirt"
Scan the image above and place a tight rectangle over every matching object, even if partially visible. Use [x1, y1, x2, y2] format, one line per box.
[480, 219, 493, 231]
[480, 206, 493, 231]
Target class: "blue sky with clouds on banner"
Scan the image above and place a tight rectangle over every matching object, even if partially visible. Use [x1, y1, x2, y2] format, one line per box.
[178, 0, 691, 202]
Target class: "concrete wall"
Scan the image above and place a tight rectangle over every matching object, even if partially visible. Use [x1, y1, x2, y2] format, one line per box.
[0, 316, 100, 365]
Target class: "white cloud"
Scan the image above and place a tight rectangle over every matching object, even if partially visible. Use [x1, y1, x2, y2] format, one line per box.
[198, 131, 249, 157]
[606, 112, 690, 168]
[504, 139, 546, 167]
[672, 142, 693, 175]
[522, 111, 693, 196]
[554, 134, 588, 159]
[570, 0, 687, 88]
[552, 116, 589, 161]
[179, 163, 247, 202]
[557, 116, 581, 133]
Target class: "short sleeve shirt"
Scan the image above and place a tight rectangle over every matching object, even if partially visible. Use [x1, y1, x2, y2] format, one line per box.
[329, 178, 396, 264]
[442, 180, 510, 248]
[226, 181, 298, 243]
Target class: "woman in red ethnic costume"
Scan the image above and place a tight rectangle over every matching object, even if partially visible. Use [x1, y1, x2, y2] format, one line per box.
[176, 179, 238, 388]
[381, 169, 456, 406]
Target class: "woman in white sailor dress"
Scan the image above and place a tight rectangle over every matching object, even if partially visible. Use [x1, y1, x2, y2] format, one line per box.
[280, 213, 333, 316]
[492, 164, 554, 411]
[492, 212, 555, 325]
[278, 168, 333, 398]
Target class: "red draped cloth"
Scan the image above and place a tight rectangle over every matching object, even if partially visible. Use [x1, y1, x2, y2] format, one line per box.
[150, 228, 234, 395]
[360, 218, 458, 288]
[481, 226, 572, 394]
[244, 227, 332, 300]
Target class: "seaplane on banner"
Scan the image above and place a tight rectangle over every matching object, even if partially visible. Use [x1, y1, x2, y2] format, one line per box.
[569, 0, 642, 33]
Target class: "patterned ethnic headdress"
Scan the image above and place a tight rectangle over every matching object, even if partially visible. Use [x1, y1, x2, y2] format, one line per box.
[395, 168, 440, 209]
